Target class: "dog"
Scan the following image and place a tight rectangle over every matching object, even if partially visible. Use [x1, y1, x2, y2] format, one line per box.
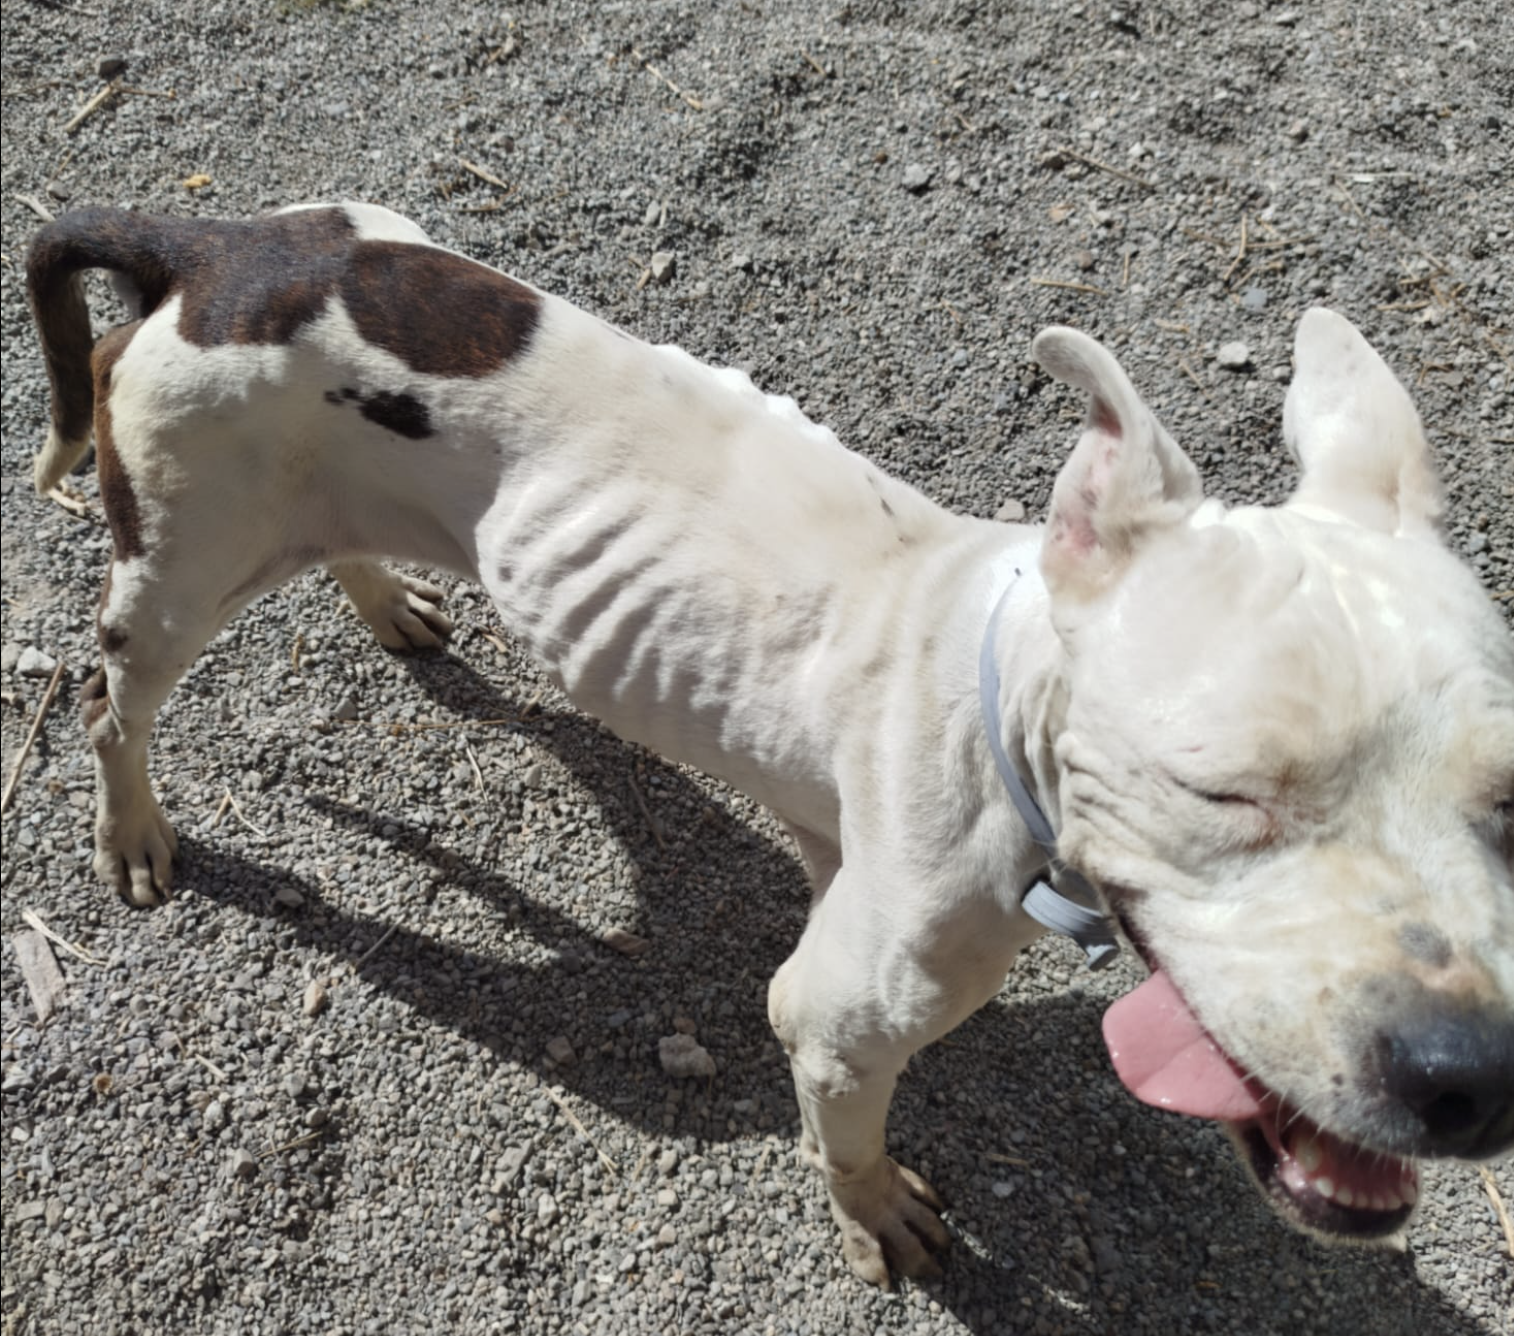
[25, 202, 1514, 1288]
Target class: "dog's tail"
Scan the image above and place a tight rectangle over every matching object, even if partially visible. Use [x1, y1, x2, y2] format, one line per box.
[25, 208, 182, 494]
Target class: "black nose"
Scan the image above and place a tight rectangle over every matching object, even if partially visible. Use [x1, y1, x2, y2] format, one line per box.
[1378, 1004, 1514, 1158]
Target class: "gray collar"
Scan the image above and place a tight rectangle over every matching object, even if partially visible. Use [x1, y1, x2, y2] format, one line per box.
[979, 571, 1120, 970]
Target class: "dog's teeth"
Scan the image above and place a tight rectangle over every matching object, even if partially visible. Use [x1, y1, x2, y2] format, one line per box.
[1373, 1191, 1396, 1211]
[1313, 1175, 1336, 1201]
[1399, 1176, 1418, 1207]
[1294, 1135, 1323, 1174]
[1336, 1184, 1355, 1208]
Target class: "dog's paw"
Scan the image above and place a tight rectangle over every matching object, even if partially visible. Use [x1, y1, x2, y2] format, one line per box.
[364, 574, 453, 652]
[94, 796, 178, 907]
[828, 1156, 949, 1289]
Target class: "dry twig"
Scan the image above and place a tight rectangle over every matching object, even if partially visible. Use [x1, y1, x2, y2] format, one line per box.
[1178, 358, 1212, 402]
[628, 772, 668, 850]
[221, 786, 268, 838]
[353, 923, 398, 972]
[1030, 277, 1108, 296]
[1480, 1167, 1514, 1259]
[629, 47, 704, 110]
[544, 1085, 619, 1178]
[14, 192, 56, 223]
[1054, 144, 1154, 190]
[22, 908, 102, 965]
[1, 660, 66, 813]
[459, 157, 510, 191]
[63, 78, 121, 135]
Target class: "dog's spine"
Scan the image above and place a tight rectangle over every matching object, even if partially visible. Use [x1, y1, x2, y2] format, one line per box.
[26, 209, 178, 494]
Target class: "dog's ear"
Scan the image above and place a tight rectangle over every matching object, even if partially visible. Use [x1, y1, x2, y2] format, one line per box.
[1283, 308, 1444, 536]
[1033, 326, 1203, 599]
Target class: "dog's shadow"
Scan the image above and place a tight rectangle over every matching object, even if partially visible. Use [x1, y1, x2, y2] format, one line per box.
[176, 647, 1488, 1336]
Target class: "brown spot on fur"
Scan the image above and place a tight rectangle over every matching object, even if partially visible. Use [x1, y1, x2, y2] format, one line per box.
[343, 242, 539, 376]
[357, 390, 433, 439]
[176, 209, 356, 346]
[100, 625, 128, 654]
[29, 208, 539, 396]
[92, 322, 144, 560]
[325, 386, 433, 438]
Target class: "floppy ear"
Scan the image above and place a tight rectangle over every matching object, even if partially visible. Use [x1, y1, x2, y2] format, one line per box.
[1283, 308, 1443, 536]
[1032, 326, 1204, 600]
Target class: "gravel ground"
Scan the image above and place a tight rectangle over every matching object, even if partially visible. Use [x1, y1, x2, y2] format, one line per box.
[3, 2, 1511, 1333]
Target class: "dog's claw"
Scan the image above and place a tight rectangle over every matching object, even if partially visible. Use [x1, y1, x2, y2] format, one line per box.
[95, 803, 178, 907]
[830, 1156, 950, 1289]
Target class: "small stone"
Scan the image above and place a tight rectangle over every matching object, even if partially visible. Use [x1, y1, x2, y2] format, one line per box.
[1073, 249, 1096, 272]
[1286, 118, 1309, 142]
[1240, 287, 1268, 314]
[546, 1035, 576, 1066]
[331, 696, 359, 722]
[203, 1100, 227, 1132]
[602, 927, 650, 957]
[901, 163, 934, 193]
[274, 885, 305, 909]
[656, 1187, 678, 1208]
[995, 497, 1028, 523]
[1215, 341, 1252, 370]
[45, 1199, 64, 1229]
[302, 980, 327, 1017]
[659, 1033, 716, 1079]
[730, 253, 753, 272]
[657, 1223, 677, 1247]
[1, 643, 21, 673]
[658, 1149, 680, 1176]
[672, 1015, 698, 1036]
[283, 1072, 307, 1100]
[15, 1200, 46, 1223]
[229, 1148, 258, 1180]
[96, 56, 128, 80]
[649, 251, 677, 284]
[16, 647, 58, 678]
[537, 1193, 559, 1224]
[304, 1107, 328, 1129]
[643, 200, 662, 227]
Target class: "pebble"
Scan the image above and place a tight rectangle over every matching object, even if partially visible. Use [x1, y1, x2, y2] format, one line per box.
[1215, 341, 1253, 369]
[1240, 286, 1268, 313]
[658, 1033, 716, 1078]
[228, 1148, 257, 1181]
[995, 498, 1027, 523]
[649, 251, 677, 284]
[902, 163, 934, 192]
[545, 1035, 576, 1066]
[302, 979, 328, 1017]
[16, 647, 58, 678]
[602, 926, 650, 957]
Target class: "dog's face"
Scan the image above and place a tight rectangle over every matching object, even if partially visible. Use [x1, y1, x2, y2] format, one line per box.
[1031, 311, 1514, 1242]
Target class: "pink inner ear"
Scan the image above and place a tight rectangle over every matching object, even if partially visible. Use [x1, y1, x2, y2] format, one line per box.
[1089, 393, 1123, 441]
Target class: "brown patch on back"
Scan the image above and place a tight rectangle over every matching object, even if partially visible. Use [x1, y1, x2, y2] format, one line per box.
[343, 241, 540, 376]
[174, 209, 356, 347]
[92, 321, 145, 561]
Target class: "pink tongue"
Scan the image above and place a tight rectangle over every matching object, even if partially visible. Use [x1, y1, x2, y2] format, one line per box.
[1102, 970, 1265, 1122]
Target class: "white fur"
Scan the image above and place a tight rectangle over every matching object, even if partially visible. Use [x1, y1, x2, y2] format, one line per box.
[66, 206, 1514, 1287]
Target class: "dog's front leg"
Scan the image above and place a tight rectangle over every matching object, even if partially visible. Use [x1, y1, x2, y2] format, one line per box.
[768, 868, 1033, 1288]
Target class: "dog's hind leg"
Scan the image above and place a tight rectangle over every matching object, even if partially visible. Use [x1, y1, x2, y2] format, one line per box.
[328, 560, 452, 652]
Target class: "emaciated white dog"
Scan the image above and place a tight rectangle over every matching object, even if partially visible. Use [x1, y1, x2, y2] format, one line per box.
[26, 202, 1514, 1287]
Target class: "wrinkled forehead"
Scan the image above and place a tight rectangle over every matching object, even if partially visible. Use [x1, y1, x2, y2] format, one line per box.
[1080, 506, 1514, 742]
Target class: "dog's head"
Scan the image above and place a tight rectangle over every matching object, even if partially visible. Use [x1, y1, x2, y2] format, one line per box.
[1032, 311, 1514, 1241]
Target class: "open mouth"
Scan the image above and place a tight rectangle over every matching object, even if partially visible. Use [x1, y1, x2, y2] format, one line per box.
[1103, 967, 1418, 1239]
